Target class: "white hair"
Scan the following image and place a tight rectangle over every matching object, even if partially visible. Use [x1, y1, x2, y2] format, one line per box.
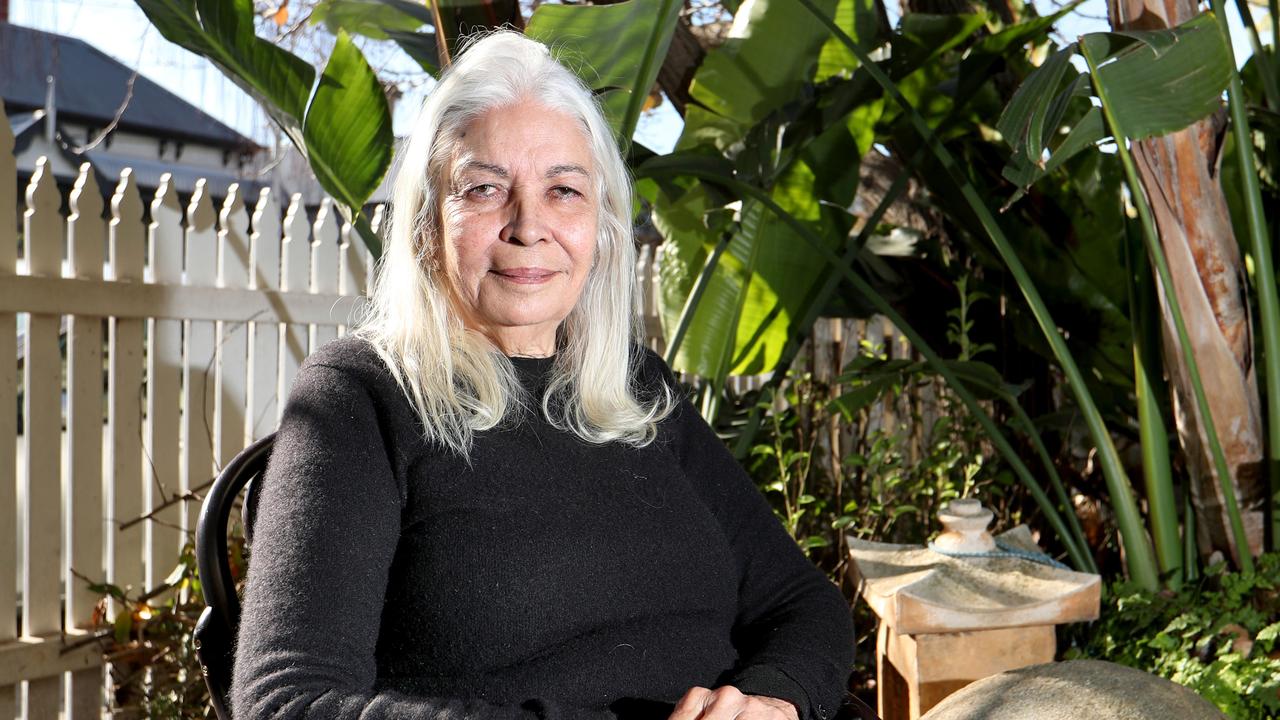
[351, 29, 675, 457]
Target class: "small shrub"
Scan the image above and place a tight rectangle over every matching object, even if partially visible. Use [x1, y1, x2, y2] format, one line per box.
[83, 531, 249, 719]
[1070, 552, 1280, 719]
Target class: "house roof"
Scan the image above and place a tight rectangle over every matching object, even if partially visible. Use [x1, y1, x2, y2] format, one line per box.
[0, 22, 259, 152]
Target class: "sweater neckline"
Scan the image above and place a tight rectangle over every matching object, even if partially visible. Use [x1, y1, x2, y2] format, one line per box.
[508, 354, 556, 388]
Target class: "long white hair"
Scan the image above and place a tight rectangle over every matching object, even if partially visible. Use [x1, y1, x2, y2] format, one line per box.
[351, 29, 674, 457]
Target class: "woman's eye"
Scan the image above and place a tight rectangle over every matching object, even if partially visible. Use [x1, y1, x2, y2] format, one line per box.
[550, 185, 582, 199]
[466, 184, 499, 199]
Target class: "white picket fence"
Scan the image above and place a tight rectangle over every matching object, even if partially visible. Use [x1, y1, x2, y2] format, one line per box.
[0, 92, 393, 716]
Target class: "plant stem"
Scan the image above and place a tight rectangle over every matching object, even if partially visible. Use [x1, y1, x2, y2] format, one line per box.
[1080, 36, 1254, 574]
[665, 229, 734, 367]
[1213, 0, 1280, 557]
[1127, 226, 1181, 587]
[1231, 0, 1280, 109]
[793, 0, 1153, 585]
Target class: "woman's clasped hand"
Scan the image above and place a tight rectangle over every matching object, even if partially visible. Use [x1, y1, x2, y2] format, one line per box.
[670, 687, 801, 720]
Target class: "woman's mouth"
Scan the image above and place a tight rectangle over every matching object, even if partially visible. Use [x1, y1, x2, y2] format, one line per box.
[490, 267, 557, 284]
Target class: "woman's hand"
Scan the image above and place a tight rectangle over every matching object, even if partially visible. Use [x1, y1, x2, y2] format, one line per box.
[668, 686, 800, 720]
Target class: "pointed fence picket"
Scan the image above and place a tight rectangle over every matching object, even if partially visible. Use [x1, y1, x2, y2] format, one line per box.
[67, 165, 109, 716]
[145, 176, 185, 590]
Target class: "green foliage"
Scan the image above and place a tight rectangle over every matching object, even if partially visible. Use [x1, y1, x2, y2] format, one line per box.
[134, 0, 393, 255]
[999, 13, 1234, 200]
[79, 533, 249, 718]
[741, 337, 1023, 568]
[525, 0, 681, 147]
[1072, 553, 1280, 718]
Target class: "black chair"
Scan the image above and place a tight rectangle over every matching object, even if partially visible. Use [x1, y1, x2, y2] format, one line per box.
[191, 433, 879, 720]
[194, 432, 276, 720]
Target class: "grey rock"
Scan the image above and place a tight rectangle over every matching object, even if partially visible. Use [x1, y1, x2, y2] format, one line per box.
[920, 659, 1226, 720]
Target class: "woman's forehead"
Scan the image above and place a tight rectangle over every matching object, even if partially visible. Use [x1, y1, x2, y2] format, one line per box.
[450, 103, 594, 174]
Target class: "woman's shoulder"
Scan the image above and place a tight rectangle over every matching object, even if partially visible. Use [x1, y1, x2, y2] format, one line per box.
[292, 335, 412, 424]
[300, 334, 387, 379]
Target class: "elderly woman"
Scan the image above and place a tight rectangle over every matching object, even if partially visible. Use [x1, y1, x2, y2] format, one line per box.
[230, 30, 853, 720]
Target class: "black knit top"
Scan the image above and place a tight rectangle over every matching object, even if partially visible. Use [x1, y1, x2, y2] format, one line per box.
[230, 335, 853, 720]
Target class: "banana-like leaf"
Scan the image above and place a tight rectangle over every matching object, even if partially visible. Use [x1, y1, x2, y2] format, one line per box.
[525, 0, 681, 145]
[1091, 14, 1232, 140]
[998, 13, 1231, 205]
[386, 29, 440, 75]
[303, 30, 393, 218]
[132, 0, 392, 256]
[311, 0, 432, 39]
[678, 0, 839, 152]
[997, 44, 1076, 165]
[816, 0, 883, 81]
[137, 0, 314, 125]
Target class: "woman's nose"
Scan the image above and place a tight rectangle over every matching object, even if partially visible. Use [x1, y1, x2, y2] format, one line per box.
[500, 192, 550, 246]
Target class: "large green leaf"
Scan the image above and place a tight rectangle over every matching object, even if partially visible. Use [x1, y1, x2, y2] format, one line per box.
[677, 0, 839, 152]
[385, 30, 440, 75]
[651, 0, 846, 378]
[132, 0, 391, 257]
[1090, 13, 1232, 140]
[648, 109, 873, 377]
[311, 0, 432, 40]
[303, 30, 393, 219]
[137, 0, 314, 126]
[815, 0, 883, 81]
[997, 43, 1076, 165]
[998, 12, 1231, 204]
[525, 0, 680, 145]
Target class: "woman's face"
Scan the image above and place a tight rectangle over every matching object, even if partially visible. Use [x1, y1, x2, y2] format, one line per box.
[439, 99, 598, 357]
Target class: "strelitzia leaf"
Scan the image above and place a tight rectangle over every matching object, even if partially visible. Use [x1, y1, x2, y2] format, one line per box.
[1090, 13, 1232, 140]
[525, 0, 680, 146]
[303, 30, 394, 219]
[997, 43, 1078, 165]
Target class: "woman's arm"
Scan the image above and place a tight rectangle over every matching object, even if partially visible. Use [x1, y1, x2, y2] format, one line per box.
[644, 352, 854, 720]
[231, 358, 613, 720]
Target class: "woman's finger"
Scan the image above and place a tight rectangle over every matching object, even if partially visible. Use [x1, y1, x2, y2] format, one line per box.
[695, 686, 748, 719]
[668, 686, 715, 720]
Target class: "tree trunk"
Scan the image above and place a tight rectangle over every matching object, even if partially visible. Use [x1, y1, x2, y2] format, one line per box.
[1108, 0, 1266, 567]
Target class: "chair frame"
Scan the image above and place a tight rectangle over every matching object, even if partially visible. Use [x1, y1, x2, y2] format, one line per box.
[194, 432, 276, 720]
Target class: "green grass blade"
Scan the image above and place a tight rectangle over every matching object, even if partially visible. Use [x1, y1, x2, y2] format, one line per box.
[1127, 227, 1181, 585]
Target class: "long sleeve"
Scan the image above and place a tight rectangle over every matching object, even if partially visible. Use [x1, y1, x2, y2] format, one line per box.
[230, 359, 614, 720]
[647, 355, 854, 720]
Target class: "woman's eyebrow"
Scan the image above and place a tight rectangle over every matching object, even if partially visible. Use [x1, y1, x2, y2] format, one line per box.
[545, 164, 589, 178]
[457, 160, 509, 178]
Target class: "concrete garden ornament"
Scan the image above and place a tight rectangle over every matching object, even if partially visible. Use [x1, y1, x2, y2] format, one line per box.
[846, 497, 1101, 719]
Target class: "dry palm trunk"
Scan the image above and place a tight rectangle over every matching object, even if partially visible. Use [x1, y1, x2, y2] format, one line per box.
[1108, 0, 1266, 566]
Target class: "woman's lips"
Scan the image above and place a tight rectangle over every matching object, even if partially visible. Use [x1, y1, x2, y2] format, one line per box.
[490, 267, 557, 284]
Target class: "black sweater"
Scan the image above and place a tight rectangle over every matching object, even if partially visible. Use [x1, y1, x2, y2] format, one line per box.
[230, 335, 853, 720]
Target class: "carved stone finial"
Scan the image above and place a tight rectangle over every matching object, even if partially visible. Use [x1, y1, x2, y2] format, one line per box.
[934, 498, 996, 553]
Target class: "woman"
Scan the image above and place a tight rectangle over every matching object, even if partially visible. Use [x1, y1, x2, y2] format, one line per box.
[230, 30, 853, 720]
